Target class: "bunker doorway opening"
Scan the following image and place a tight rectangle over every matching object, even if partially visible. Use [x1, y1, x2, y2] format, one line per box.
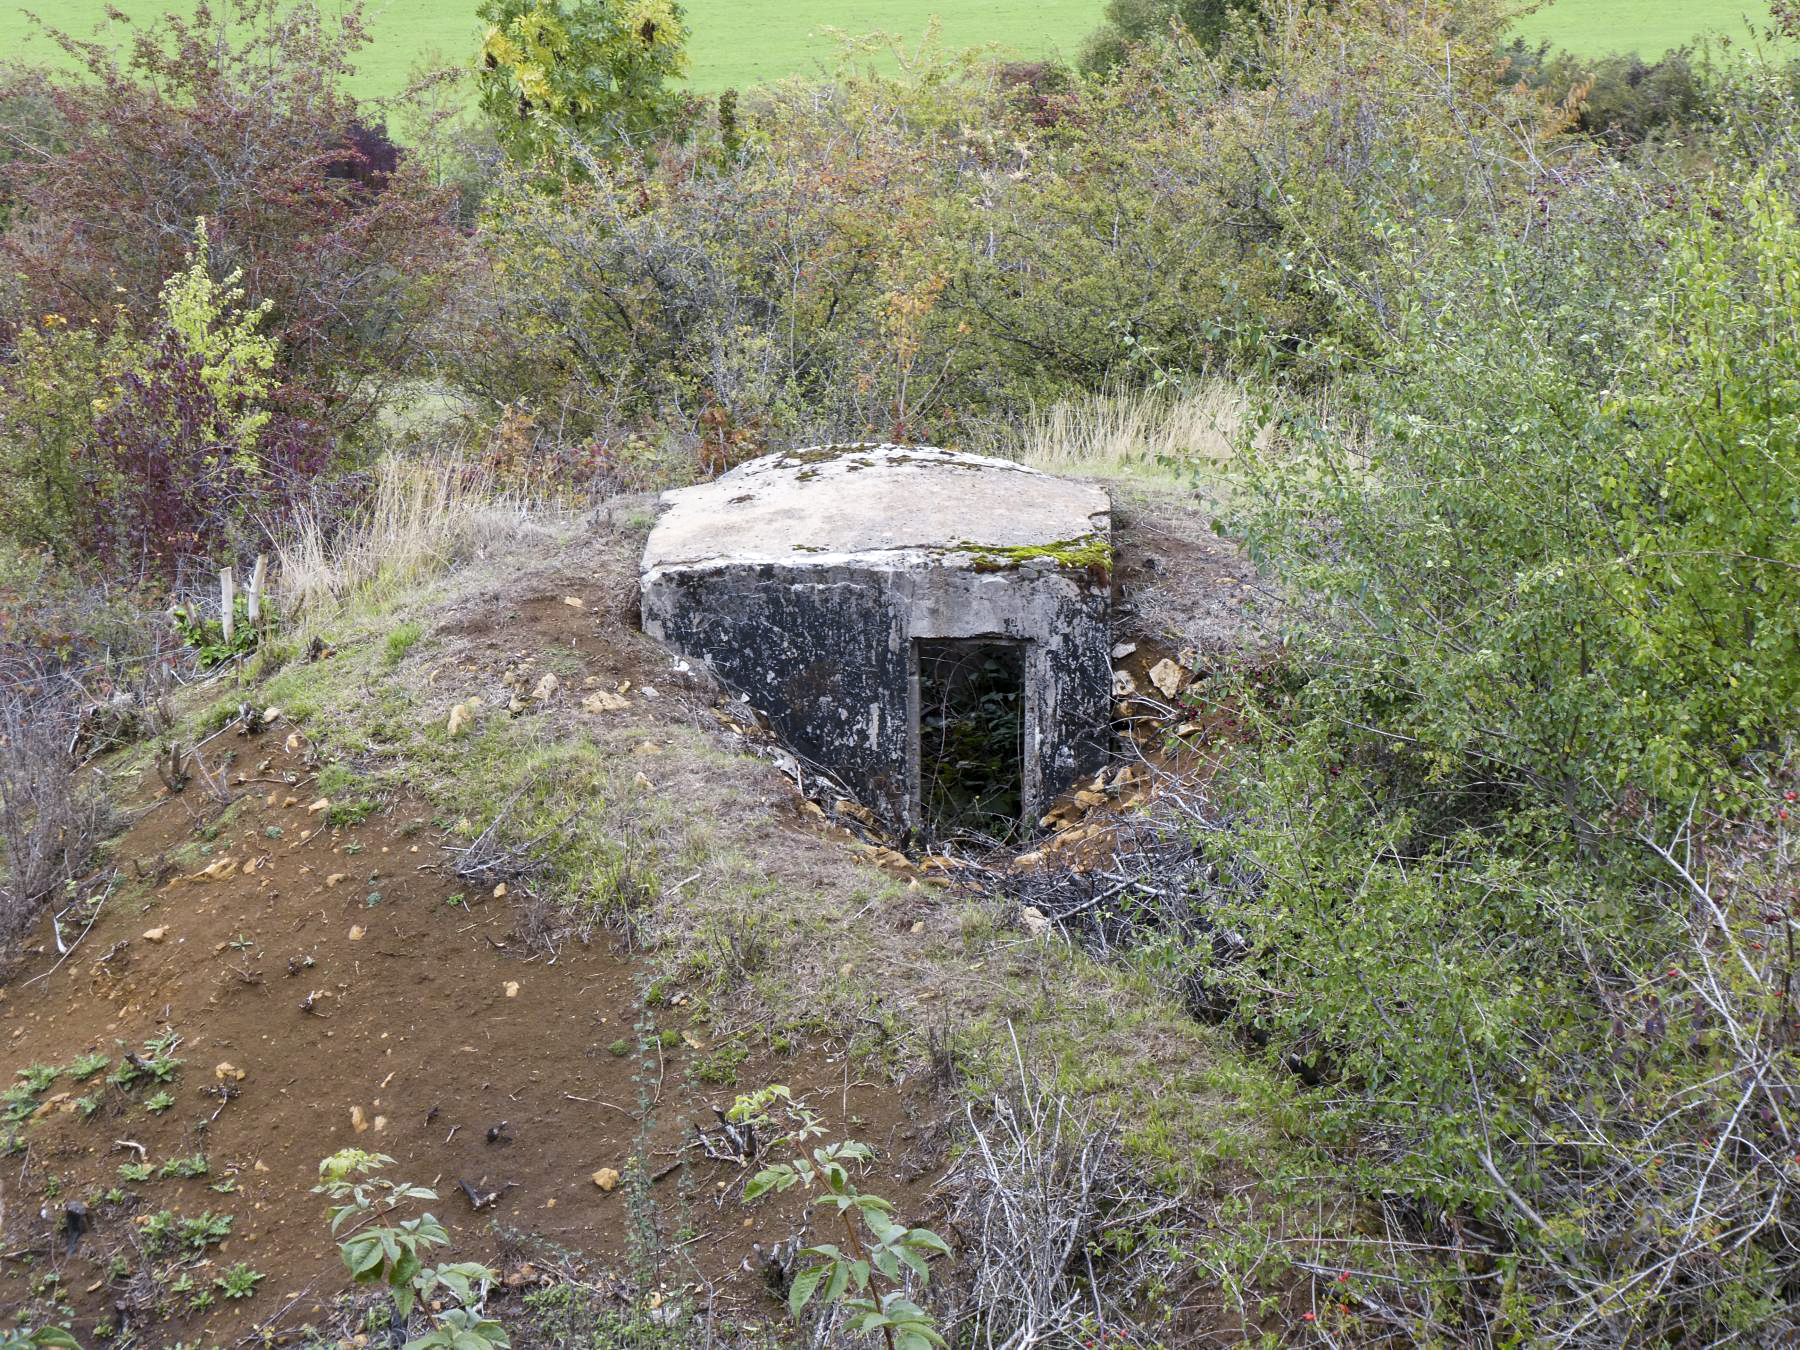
[917, 639, 1026, 846]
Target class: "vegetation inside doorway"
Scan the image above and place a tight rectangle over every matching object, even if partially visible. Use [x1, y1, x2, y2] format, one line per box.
[916, 638, 1025, 845]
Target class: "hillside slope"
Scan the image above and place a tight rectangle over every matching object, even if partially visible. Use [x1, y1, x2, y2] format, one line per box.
[1, 486, 1307, 1347]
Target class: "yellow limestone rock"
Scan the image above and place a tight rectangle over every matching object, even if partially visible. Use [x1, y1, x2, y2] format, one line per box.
[1148, 657, 1186, 699]
[581, 690, 628, 714]
[142, 927, 168, 942]
[591, 1168, 620, 1192]
[531, 672, 559, 701]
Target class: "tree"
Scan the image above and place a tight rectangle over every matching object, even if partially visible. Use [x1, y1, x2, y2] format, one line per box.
[475, 0, 688, 172]
[1079, 0, 1262, 72]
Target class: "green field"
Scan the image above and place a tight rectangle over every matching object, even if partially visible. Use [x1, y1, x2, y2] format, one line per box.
[1512, 0, 1781, 57]
[0, 0, 1782, 97]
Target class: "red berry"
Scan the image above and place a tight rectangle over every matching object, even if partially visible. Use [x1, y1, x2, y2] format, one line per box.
[1302, 1311, 1317, 1323]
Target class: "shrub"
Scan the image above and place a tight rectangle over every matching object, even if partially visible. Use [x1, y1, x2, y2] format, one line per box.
[1, 224, 328, 578]
[1500, 40, 1711, 148]
[0, 680, 111, 947]
[0, 0, 461, 438]
[452, 0, 1556, 452]
[1079, 0, 1261, 72]
[1218, 123, 1800, 1341]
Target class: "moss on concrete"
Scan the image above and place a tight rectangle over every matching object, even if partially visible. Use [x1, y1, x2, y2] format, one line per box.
[958, 533, 1114, 575]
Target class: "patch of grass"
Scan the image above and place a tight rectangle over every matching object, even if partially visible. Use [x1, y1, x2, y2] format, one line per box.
[384, 620, 425, 665]
[316, 761, 381, 827]
[691, 1038, 749, 1086]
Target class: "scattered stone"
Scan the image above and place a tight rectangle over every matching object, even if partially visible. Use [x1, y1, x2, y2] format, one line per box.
[1111, 641, 1137, 659]
[306, 798, 330, 815]
[348, 926, 366, 941]
[142, 927, 168, 943]
[562, 595, 585, 608]
[582, 690, 629, 713]
[492, 883, 508, 899]
[326, 874, 348, 888]
[214, 1062, 246, 1082]
[1148, 658, 1186, 699]
[504, 981, 521, 999]
[1020, 906, 1052, 937]
[351, 1105, 369, 1133]
[284, 732, 303, 754]
[531, 672, 559, 701]
[1112, 669, 1138, 696]
[591, 1168, 620, 1192]
[447, 702, 475, 738]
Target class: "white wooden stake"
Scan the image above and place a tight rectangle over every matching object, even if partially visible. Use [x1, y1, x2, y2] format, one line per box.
[247, 554, 267, 629]
[220, 566, 236, 646]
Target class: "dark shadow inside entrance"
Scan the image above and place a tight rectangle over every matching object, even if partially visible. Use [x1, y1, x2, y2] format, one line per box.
[917, 638, 1025, 844]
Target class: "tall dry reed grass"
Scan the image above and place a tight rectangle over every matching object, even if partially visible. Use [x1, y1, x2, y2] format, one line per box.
[273, 457, 543, 624]
[998, 379, 1263, 480]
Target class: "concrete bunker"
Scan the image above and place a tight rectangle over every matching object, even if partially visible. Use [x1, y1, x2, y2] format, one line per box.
[639, 444, 1113, 840]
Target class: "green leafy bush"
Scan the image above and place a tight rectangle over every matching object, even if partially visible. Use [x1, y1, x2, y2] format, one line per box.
[1219, 128, 1800, 1341]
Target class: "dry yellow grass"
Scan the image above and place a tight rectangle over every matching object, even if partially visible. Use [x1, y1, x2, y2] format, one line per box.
[998, 379, 1264, 482]
[273, 456, 544, 622]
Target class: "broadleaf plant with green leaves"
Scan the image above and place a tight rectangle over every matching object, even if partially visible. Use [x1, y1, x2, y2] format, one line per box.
[313, 1150, 509, 1350]
[746, 1139, 951, 1350]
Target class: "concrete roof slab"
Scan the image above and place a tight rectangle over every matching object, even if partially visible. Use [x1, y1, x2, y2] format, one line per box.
[642, 444, 1111, 573]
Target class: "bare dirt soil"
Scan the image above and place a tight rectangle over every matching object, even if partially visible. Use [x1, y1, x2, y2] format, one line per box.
[0, 672, 933, 1346]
